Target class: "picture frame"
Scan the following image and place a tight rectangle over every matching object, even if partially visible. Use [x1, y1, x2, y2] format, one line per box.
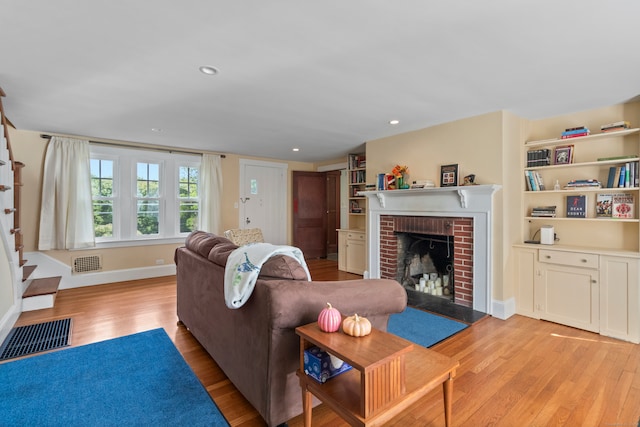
[554, 145, 573, 165]
[440, 164, 459, 187]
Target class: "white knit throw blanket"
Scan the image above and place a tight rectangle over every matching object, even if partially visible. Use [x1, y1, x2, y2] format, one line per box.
[224, 243, 311, 309]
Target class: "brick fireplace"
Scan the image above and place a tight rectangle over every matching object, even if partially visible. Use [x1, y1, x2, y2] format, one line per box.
[380, 215, 474, 307]
[363, 185, 500, 314]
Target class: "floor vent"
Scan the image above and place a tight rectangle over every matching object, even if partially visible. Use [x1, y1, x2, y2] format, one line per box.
[72, 255, 102, 273]
[0, 318, 72, 361]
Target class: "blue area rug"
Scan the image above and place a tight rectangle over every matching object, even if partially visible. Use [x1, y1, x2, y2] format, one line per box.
[0, 328, 229, 426]
[388, 307, 468, 348]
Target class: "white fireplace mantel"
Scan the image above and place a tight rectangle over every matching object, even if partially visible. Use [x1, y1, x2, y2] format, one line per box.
[362, 184, 501, 314]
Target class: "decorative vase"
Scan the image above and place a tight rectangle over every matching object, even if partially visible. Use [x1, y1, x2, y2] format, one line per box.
[397, 176, 403, 189]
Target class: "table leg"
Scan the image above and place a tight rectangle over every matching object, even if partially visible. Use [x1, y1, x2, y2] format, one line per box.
[302, 386, 312, 427]
[442, 376, 453, 427]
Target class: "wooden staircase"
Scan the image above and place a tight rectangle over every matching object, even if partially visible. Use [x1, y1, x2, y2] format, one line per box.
[1, 86, 60, 311]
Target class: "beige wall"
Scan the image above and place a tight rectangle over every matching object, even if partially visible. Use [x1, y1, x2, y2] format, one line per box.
[8, 129, 322, 271]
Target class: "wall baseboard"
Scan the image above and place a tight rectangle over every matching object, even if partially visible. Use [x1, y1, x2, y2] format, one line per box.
[23, 252, 176, 290]
[492, 297, 516, 320]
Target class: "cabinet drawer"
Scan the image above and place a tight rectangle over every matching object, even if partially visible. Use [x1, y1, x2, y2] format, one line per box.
[347, 232, 365, 240]
[539, 249, 598, 269]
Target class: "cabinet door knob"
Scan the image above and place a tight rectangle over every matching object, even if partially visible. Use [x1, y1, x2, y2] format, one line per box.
[581, 259, 587, 263]
[545, 255, 551, 259]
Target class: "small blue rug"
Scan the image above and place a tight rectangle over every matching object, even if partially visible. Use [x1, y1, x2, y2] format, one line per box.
[0, 328, 229, 426]
[388, 307, 468, 348]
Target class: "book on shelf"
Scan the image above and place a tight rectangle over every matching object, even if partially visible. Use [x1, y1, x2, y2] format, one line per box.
[600, 121, 630, 132]
[524, 170, 545, 191]
[554, 144, 574, 165]
[349, 155, 366, 169]
[564, 179, 601, 189]
[596, 193, 613, 218]
[526, 148, 551, 167]
[566, 195, 587, 218]
[612, 193, 635, 219]
[597, 154, 638, 161]
[607, 167, 617, 188]
[531, 206, 557, 217]
[561, 132, 590, 139]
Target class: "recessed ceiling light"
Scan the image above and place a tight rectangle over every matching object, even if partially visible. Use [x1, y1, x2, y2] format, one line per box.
[151, 128, 163, 132]
[389, 119, 400, 125]
[199, 65, 219, 75]
[292, 148, 300, 152]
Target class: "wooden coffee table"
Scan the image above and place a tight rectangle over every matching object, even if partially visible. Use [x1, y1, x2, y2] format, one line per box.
[296, 322, 459, 427]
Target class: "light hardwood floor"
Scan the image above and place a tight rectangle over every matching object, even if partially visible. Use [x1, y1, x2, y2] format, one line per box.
[13, 259, 640, 426]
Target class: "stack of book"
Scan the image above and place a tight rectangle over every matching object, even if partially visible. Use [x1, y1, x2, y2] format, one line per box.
[531, 206, 556, 217]
[524, 170, 545, 191]
[600, 121, 631, 133]
[561, 126, 590, 139]
[604, 161, 639, 188]
[564, 179, 601, 189]
[526, 148, 551, 167]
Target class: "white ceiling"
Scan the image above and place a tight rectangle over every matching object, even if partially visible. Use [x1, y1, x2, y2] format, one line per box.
[2, 1, 639, 162]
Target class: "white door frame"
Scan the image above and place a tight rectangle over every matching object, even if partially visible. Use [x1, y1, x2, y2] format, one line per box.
[239, 159, 288, 244]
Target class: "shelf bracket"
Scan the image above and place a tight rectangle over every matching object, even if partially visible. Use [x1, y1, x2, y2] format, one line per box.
[457, 189, 469, 208]
[375, 193, 386, 208]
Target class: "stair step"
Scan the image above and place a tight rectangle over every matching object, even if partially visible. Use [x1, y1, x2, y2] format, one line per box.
[23, 276, 61, 298]
[22, 276, 62, 312]
[22, 265, 37, 281]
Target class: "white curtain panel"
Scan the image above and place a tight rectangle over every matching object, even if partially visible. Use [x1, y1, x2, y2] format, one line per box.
[38, 137, 95, 250]
[199, 154, 223, 234]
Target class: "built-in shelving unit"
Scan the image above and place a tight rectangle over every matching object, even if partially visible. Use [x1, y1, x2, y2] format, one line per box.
[338, 153, 367, 275]
[347, 153, 367, 230]
[516, 122, 640, 343]
[523, 127, 640, 251]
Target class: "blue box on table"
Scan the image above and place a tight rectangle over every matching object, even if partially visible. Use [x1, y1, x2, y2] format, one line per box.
[303, 346, 352, 383]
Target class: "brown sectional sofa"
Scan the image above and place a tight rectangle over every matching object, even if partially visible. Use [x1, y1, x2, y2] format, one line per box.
[175, 231, 407, 426]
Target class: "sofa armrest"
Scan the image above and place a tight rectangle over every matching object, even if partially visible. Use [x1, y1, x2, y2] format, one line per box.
[255, 278, 407, 331]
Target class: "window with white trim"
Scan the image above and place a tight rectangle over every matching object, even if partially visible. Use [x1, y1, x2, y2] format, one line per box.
[90, 145, 201, 244]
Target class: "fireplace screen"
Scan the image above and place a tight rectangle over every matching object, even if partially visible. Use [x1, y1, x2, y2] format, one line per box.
[396, 232, 454, 301]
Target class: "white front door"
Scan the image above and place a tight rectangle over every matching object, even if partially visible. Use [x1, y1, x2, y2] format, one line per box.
[239, 159, 287, 245]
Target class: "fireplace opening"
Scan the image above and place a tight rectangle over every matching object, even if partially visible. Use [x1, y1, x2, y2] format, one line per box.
[396, 232, 454, 302]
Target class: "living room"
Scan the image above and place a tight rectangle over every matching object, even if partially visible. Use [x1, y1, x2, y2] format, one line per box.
[1, 2, 640, 426]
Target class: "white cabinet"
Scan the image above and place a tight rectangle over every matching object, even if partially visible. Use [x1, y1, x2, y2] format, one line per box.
[337, 230, 366, 275]
[599, 255, 640, 342]
[514, 246, 640, 343]
[536, 249, 599, 333]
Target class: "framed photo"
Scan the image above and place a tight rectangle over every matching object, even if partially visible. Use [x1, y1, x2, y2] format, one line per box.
[554, 145, 573, 165]
[440, 164, 459, 187]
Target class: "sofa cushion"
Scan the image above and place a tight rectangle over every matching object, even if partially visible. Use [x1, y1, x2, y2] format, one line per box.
[186, 231, 234, 258]
[208, 241, 238, 265]
[259, 255, 309, 281]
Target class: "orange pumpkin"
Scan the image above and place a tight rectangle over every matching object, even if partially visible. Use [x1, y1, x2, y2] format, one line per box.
[317, 302, 341, 332]
[342, 314, 371, 337]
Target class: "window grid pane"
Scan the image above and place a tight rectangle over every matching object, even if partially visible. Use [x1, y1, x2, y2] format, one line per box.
[178, 166, 199, 233]
[137, 200, 160, 235]
[91, 159, 115, 237]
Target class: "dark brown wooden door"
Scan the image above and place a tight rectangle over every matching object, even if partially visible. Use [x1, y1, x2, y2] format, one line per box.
[326, 170, 340, 254]
[293, 171, 327, 258]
